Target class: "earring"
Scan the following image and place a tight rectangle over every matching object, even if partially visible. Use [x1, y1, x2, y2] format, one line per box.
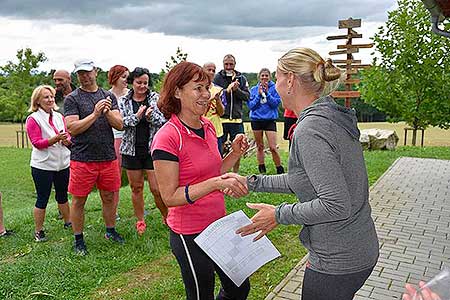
[287, 88, 292, 95]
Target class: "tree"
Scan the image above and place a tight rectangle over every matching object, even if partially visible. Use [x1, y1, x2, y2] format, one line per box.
[95, 68, 109, 89]
[360, 0, 450, 145]
[164, 47, 188, 72]
[0, 48, 48, 126]
[153, 47, 188, 92]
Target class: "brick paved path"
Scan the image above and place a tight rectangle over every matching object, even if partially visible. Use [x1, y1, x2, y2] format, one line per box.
[265, 157, 450, 300]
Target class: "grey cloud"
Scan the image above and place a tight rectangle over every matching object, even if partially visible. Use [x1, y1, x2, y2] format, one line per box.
[0, 0, 394, 40]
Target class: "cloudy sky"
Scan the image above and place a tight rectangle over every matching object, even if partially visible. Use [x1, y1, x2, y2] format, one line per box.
[0, 0, 397, 73]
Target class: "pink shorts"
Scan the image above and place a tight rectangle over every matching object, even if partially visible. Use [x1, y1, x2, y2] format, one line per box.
[69, 160, 121, 197]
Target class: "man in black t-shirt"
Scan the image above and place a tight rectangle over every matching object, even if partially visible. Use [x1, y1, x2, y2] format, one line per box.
[64, 59, 124, 255]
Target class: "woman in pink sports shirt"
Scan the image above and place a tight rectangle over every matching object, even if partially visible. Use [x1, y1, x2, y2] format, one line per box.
[26, 85, 71, 242]
[151, 62, 250, 300]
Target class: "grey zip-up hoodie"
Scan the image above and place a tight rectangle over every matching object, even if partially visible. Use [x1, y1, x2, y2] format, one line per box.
[248, 95, 379, 274]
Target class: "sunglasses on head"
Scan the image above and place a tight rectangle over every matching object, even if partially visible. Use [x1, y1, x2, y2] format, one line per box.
[134, 67, 149, 73]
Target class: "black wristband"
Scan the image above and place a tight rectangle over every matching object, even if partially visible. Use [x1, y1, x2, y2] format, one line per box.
[185, 184, 194, 204]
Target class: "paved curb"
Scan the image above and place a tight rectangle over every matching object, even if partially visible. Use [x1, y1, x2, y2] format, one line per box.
[265, 254, 310, 300]
[368, 157, 402, 192]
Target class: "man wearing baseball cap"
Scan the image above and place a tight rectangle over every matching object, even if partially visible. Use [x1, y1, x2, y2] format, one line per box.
[64, 59, 124, 255]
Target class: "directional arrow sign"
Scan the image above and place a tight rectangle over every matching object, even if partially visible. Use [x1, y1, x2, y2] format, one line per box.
[338, 19, 362, 29]
[337, 64, 371, 69]
[329, 48, 359, 55]
[337, 43, 374, 49]
[333, 59, 362, 64]
[327, 33, 363, 40]
[331, 91, 361, 98]
[344, 79, 361, 85]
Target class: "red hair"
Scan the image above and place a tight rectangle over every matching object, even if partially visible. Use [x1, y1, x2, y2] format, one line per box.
[158, 61, 210, 119]
[108, 65, 129, 86]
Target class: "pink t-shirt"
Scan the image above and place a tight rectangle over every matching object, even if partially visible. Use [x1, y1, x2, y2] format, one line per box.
[151, 114, 225, 234]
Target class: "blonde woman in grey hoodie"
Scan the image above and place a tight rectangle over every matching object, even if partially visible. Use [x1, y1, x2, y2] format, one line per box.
[227, 48, 379, 300]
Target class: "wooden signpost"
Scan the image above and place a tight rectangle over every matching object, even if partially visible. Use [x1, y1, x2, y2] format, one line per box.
[327, 18, 373, 107]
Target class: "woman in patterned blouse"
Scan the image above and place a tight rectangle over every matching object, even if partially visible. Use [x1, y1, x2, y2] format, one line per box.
[118, 67, 168, 235]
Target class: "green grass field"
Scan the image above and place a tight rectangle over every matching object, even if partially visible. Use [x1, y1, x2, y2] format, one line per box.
[1, 146, 450, 299]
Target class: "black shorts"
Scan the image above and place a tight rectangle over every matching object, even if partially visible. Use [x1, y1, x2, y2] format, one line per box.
[250, 120, 277, 132]
[221, 123, 244, 143]
[122, 154, 154, 170]
[283, 117, 298, 140]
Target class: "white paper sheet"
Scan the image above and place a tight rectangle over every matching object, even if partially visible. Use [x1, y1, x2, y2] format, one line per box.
[194, 210, 281, 286]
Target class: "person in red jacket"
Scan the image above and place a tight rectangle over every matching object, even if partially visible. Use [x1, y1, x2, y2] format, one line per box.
[283, 108, 297, 149]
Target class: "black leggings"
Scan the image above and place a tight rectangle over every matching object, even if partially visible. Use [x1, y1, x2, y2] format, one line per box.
[31, 167, 69, 209]
[170, 230, 250, 300]
[302, 266, 374, 300]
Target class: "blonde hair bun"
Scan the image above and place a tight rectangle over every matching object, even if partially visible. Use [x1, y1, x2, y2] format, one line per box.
[278, 47, 342, 97]
[314, 59, 341, 83]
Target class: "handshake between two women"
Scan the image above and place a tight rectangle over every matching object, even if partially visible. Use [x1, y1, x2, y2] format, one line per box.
[216, 133, 251, 198]
[220, 171, 278, 242]
[217, 136, 279, 242]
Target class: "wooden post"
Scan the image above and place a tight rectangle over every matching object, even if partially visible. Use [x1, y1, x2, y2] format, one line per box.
[345, 26, 352, 107]
[327, 18, 373, 108]
[404, 128, 407, 146]
[403, 127, 425, 147]
[421, 130, 424, 147]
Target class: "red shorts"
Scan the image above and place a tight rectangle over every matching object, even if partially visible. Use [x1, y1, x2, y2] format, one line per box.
[69, 160, 121, 197]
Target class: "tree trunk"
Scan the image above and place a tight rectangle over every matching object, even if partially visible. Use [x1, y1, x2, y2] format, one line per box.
[412, 129, 417, 146]
[412, 115, 419, 147]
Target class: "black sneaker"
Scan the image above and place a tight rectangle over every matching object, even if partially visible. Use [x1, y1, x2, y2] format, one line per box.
[74, 240, 88, 256]
[105, 231, 125, 244]
[34, 230, 47, 242]
[64, 222, 72, 229]
[276, 165, 285, 174]
[258, 164, 267, 174]
[0, 229, 14, 237]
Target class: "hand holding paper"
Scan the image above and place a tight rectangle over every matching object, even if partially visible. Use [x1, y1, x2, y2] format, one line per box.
[194, 210, 280, 287]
